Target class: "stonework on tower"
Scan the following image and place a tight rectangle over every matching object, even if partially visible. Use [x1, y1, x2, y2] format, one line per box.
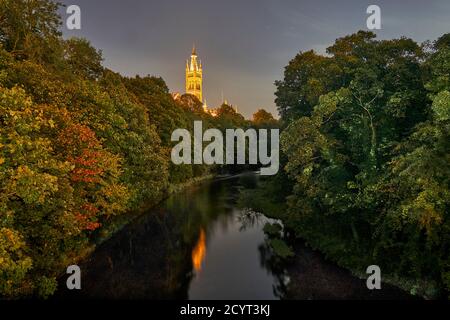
[185, 45, 203, 102]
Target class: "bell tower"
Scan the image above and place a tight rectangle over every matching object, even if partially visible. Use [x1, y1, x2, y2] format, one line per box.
[185, 45, 203, 102]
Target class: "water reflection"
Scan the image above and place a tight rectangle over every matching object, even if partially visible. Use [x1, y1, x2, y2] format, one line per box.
[188, 209, 281, 300]
[55, 174, 416, 300]
[192, 229, 206, 272]
[237, 208, 266, 231]
[56, 173, 284, 300]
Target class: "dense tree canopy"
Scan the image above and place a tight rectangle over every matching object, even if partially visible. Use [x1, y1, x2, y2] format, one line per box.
[4, 0, 447, 301]
[252, 109, 278, 128]
[0, 0, 258, 298]
[276, 32, 450, 297]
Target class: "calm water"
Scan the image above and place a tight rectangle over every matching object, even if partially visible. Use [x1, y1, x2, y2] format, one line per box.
[56, 173, 414, 300]
[57, 173, 284, 299]
[188, 208, 280, 299]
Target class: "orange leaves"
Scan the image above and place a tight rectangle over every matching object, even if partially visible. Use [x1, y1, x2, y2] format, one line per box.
[58, 124, 105, 184]
[58, 123, 100, 151]
[57, 125, 106, 229]
[74, 203, 101, 231]
[69, 149, 104, 183]
[55, 123, 129, 230]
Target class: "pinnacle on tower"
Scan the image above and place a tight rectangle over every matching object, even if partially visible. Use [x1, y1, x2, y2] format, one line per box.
[185, 45, 203, 101]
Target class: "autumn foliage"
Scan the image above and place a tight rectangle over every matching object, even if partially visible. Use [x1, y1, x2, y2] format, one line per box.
[0, 0, 253, 298]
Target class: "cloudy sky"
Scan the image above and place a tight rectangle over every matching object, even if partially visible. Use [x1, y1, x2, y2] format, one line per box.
[59, 0, 450, 118]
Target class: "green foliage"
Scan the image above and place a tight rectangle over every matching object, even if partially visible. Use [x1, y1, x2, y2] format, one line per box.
[277, 31, 450, 297]
[215, 103, 248, 129]
[0, 227, 33, 297]
[263, 223, 282, 238]
[64, 38, 104, 80]
[269, 239, 294, 259]
[0, 0, 234, 298]
[0, 0, 63, 63]
[275, 49, 343, 121]
[0, 84, 132, 297]
[252, 109, 278, 129]
[0, 0, 253, 298]
[237, 172, 291, 221]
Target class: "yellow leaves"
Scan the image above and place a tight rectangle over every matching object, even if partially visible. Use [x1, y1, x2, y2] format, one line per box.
[0, 227, 33, 297]
[302, 164, 313, 177]
[0, 87, 61, 139]
[11, 165, 59, 205]
[432, 90, 450, 121]
[0, 86, 33, 111]
[97, 182, 130, 216]
[0, 158, 4, 165]
[415, 191, 444, 231]
[0, 228, 31, 260]
[399, 188, 445, 240]
[347, 181, 358, 190]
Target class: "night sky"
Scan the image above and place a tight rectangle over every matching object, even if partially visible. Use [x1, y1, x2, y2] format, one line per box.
[59, 0, 450, 118]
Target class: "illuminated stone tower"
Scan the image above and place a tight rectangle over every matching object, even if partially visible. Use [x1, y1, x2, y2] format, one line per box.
[185, 45, 203, 101]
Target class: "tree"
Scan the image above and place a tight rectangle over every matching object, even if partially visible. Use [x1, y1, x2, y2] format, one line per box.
[252, 109, 278, 127]
[215, 103, 247, 129]
[278, 31, 449, 297]
[0, 0, 63, 63]
[178, 93, 204, 114]
[0, 84, 131, 297]
[275, 50, 342, 122]
[64, 38, 104, 80]
[0, 227, 33, 297]
[374, 34, 450, 293]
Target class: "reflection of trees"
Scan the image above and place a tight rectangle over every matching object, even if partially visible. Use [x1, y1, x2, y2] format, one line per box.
[61, 174, 289, 299]
[258, 242, 289, 299]
[162, 178, 240, 295]
[237, 209, 265, 231]
[238, 173, 258, 189]
[166, 180, 233, 244]
[237, 207, 288, 299]
[63, 178, 237, 299]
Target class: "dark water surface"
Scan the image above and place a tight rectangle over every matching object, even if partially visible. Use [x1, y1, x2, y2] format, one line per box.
[57, 174, 284, 299]
[56, 174, 414, 300]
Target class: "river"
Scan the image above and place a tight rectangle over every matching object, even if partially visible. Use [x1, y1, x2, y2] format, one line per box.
[56, 173, 414, 300]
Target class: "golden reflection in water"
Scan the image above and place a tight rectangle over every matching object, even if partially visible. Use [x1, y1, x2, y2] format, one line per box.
[192, 229, 206, 272]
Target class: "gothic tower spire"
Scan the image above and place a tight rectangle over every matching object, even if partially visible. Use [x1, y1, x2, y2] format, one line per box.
[186, 45, 203, 101]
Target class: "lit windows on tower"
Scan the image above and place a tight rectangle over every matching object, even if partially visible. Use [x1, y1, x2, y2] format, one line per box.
[185, 45, 203, 102]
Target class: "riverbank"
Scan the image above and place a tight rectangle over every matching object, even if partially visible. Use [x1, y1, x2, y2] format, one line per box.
[55, 173, 424, 300]
[237, 178, 434, 300]
[285, 240, 417, 300]
[56, 174, 217, 286]
[96, 173, 217, 244]
[55, 172, 281, 299]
